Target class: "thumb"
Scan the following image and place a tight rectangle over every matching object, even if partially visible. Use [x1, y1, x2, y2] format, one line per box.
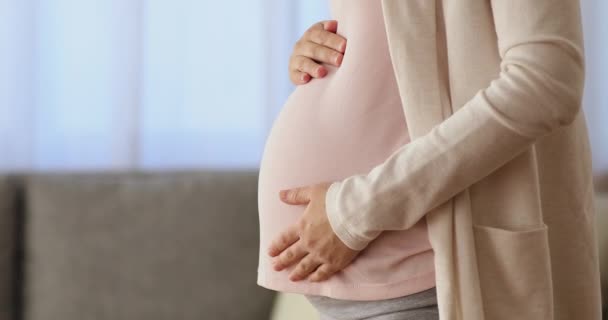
[279, 186, 311, 205]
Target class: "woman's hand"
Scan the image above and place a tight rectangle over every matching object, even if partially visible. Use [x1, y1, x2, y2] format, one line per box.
[289, 20, 347, 85]
[267, 181, 361, 282]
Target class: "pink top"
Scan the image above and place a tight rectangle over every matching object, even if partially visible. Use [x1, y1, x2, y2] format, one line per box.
[256, 0, 435, 301]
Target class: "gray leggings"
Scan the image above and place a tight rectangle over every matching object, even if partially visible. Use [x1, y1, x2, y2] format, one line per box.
[304, 287, 439, 320]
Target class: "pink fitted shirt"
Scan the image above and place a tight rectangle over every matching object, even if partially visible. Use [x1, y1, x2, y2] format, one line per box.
[256, 0, 436, 301]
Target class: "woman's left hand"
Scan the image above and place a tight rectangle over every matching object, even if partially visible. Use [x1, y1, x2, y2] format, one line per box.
[267, 181, 362, 282]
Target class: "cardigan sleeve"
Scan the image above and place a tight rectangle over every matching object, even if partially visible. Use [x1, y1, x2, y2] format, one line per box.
[325, 0, 586, 250]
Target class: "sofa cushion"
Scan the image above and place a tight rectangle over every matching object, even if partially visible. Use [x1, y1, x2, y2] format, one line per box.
[595, 192, 608, 317]
[0, 177, 17, 320]
[23, 171, 275, 320]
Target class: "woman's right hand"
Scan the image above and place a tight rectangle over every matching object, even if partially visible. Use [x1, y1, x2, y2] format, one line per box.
[289, 20, 347, 85]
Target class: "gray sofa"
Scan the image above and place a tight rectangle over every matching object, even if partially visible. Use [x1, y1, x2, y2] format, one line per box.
[0, 171, 276, 320]
[0, 171, 606, 320]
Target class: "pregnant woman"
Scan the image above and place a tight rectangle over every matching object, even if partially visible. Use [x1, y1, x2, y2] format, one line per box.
[258, 0, 601, 319]
[257, 1, 438, 318]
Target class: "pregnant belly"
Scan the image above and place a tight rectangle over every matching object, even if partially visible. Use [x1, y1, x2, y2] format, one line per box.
[257, 73, 434, 284]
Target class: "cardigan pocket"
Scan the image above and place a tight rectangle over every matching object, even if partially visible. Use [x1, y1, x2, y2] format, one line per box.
[473, 223, 553, 320]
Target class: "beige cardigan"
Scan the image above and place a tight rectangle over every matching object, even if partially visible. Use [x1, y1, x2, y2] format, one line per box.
[324, 0, 603, 319]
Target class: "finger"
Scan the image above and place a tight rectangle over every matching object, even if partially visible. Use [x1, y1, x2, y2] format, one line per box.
[289, 254, 322, 282]
[308, 264, 335, 282]
[289, 70, 312, 85]
[272, 241, 308, 271]
[291, 55, 327, 78]
[279, 185, 312, 205]
[267, 224, 300, 257]
[321, 20, 338, 33]
[298, 40, 344, 67]
[305, 25, 347, 53]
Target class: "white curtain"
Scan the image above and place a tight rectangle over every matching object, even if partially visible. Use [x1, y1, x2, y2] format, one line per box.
[0, 0, 605, 174]
[581, 0, 608, 176]
[0, 0, 329, 171]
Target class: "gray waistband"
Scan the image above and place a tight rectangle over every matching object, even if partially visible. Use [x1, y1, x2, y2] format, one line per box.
[304, 286, 438, 320]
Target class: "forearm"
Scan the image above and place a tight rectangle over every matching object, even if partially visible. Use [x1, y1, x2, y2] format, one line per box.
[325, 0, 585, 251]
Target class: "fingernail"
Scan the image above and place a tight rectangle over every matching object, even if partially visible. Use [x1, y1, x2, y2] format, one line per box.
[335, 54, 343, 66]
[301, 73, 310, 82]
[279, 190, 287, 199]
[315, 67, 322, 77]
